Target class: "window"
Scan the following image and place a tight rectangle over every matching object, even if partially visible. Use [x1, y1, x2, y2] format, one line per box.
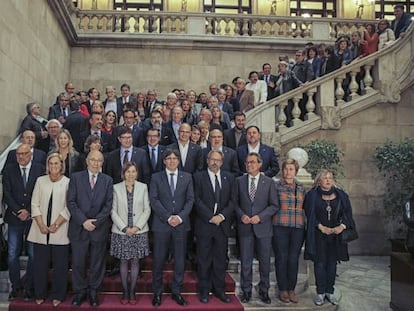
[204, 0, 252, 14]
[290, 0, 337, 17]
[113, 0, 163, 11]
[374, 0, 413, 19]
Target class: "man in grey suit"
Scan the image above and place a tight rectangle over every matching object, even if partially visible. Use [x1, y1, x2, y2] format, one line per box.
[234, 152, 279, 304]
[150, 149, 194, 307]
[67, 150, 113, 307]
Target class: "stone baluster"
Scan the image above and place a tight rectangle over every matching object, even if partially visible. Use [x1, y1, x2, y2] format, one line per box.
[287, 21, 293, 36]
[217, 18, 222, 34]
[134, 16, 140, 33]
[260, 21, 266, 35]
[278, 21, 285, 36]
[363, 63, 374, 94]
[205, 17, 213, 34]
[329, 22, 337, 39]
[96, 15, 103, 31]
[291, 96, 302, 126]
[303, 21, 310, 37]
[278, 101, 288, 130]
[234, 18, 240, 34]
[348, 70, 360, 100]
[106, 15, 112, 31]
[335, 76, 345, 105]
[171, 17, 177, 32]
[180, 16, 186, 33]
[306, 88, 317, 120]
[160, 16, 167, 33]
[87, 15, 93, 30]
[242, 19, 249, 35]
[114, 16, 121, 32]
[143, 16, 149, 32]
[78, 14, 84, 31]
[269, 20, 275, 36]
[224, 18, 230, 35]
[251, 19, 257, 35]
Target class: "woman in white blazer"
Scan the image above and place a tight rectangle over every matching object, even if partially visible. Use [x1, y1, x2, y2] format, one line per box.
[27, 153, 70, 307]
[110, 162, 151, 305]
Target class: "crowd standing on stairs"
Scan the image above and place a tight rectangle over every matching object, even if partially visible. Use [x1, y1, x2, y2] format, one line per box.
[1, 4, 410, 308]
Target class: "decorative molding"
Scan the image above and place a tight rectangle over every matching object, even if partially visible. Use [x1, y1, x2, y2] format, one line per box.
[321, 106, 342, 130]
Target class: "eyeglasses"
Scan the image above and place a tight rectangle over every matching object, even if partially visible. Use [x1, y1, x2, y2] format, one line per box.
[208, 158, 222, 163]
[16, 151, 30, 156]
[88, 158, 103, 163]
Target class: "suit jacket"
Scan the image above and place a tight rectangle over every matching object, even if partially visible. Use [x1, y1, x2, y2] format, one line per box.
[105, 147, 151, 185]
[113, 124, 146, 149]
[223, 128, 247, 150]
[3, 162, 45, 225]
[237, 89, 255, 113]
[117, 96, 137, 109]
[142, 144, 166, 174]
[19, 115, 46, 143]
[27, 175, 71, 245]
[202, 146, 240, 177]
[141, 121, 176, 146]
[168, 142, 203, 173]
[80, 130, 115, 154]
[234, 174, 279, 238]
[111, 181, 151, 235]
[67, 170, 113, 242]
[391, 12, 413, 38]
[193, 170, 235, 237]
[149, 170, 194, 232]
[63, 111, 89, 152]
[237, 143, 280, 178]
[37, 135, 56, 154]
[2, 148, 46, 174]
[48, 104, 69, 121]
[260, 74, 278, 100]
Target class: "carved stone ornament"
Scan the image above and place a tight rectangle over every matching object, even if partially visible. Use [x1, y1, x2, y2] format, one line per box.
[321, 106, 341, 130]
[381, 80, 401, 104]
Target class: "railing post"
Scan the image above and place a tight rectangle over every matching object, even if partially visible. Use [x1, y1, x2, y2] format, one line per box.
[348, 70, 360, 100]
[335, 75, 346, 105]
[278, 101, 288, 131]
[363, 63, 374, 94]
[306, 88, 317, 120]
[291, 96, 303, 126]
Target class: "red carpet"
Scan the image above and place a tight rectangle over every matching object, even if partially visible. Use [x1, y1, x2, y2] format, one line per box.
[9, 293, 243, 310]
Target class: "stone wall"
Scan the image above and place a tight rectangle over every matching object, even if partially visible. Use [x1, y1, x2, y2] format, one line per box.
[0, 0, 71, 151]
[70, 47, 289, 100]
[281, 85, 414, 255]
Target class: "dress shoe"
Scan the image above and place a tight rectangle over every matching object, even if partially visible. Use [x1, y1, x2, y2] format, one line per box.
[23, 289, 33, 301]
[72, 293, 86, 306]
[8, 289, 19, 301]
[199, 292, 209, 304]
[314, 294, 325, 306]
[326, 293, 338, 305]
[240, 292, 251, 303]
[52, 299, 61, 307]
[279, 290, 290, 303]
[214, 291, 231, 303]
[120, 291, 129, 305]
[288, 290, 298, 303]
[89, 291, 99, 307]
[258, 291, 271, 304]
[152, 294, 162, 307]
[171, 293, 187, 306]
[35, 299, 44, 305]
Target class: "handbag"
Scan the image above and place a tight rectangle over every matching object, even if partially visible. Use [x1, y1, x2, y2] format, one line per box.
[338, 200, 359, 243]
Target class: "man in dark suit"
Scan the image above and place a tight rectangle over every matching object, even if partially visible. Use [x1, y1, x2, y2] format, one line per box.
[217, 88, 234, 120]
[166, 106, 184, 142]
[235, 78, 255, 113]
[234, 152, 279, 304]
[391, 3, 412, 38]
[143, 127, 166, 174]
[3, 144, 45, 301]
[142, 109, 176, 146]
[150, 149, 194, 307]
[105, 127, 151, 185]
[67, 150, 113, 307]
[117, 83, 137, 112]
[113, 109, 146, 148]
[169, 123, 203, 174]
[237, 125, 280, 178]
[193, 150, 235, 304]
[63, 100, 89, 152]
[48, 93, 70, 125]
[259, 63, 278, 101]
[79, 112, 115, 153]
[202, 129, 240, 177]
[37, 119, 62, 154]
[2, 130, 46, 173]
[223, 112, 247, 150]
[145, 89, 163, 118]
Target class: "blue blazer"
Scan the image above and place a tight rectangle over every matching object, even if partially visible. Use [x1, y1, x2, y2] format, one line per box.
[168, 142, 203, 173]
[237, 143, 280, 178]
[149, 170, 194, 233]
[234, 174, 279, 238]
[202, 146, 240, 177]
[3, 162, 45, 225]
[67, 170, 113, 242]
[193, 170, 235, 237]
[2, 148, 46, 174]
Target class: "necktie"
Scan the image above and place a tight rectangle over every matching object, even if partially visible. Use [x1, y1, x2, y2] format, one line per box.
[214, 175, 221, 214]
[151, 148, 157, 171]
[249, 177, 256, 201]
[62, 108, 67, 118]
[266, 75, 269, 84]
[123, 149, 129, 165]
[169, 173, 175, 196]
[90, 174, 96, 189]
[22, 167, 27, 188]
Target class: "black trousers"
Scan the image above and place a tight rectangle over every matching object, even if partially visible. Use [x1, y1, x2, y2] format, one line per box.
[33, 243, 69, 301]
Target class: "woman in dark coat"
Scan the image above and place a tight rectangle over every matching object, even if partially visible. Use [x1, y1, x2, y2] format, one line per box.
[304, 169, 356, 306]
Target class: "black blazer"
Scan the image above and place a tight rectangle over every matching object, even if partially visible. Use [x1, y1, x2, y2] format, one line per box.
[223, 128, 247, 150]
[2, 148, 46, 174]
[259, 74, 278, 100]
[63, 111, 89, 152]
[2, 162, 45, 225]
[202, 146, 240, 177]
[48, 104, 69, 121]
[237, 143, 280, 178]
[67, 171, 113, 242]
[193, 170, 235, 237]
[80, 130, 115, 154]
[105, 147, 151, 185]
[168, 142, 203, 174]
[142, 144, 166, 174]
[19, 115, 47, 144]
[113, 124, 146, 149]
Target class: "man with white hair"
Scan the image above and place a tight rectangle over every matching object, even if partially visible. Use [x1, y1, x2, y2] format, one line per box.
[37, 119, 62, 153]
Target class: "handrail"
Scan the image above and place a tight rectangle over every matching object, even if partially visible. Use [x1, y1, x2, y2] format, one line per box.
[246, 23, 414, 145]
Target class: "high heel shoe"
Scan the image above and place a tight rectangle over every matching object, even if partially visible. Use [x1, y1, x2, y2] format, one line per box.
[120, 291, 129, 305]
[52, 299, 61, 307]
[129, 289, 137, 305]
[35, 299, 44, 305]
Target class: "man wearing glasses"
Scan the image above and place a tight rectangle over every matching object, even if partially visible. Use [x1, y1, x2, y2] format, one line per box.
[67, 150, 113, 307]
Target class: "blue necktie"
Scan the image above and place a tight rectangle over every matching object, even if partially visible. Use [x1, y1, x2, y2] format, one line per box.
[22, 167, 27, 188]
[151, 148, 157, 171]
[169, 173, 175, 196]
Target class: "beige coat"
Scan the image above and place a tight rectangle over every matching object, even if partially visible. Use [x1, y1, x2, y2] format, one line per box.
[27, 175, 71, 245]
[111, 181, 151, 235]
